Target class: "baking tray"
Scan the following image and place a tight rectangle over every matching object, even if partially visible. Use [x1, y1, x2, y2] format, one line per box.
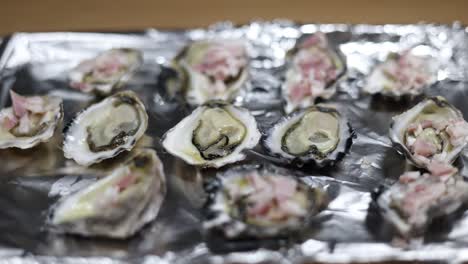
[0, 21, 468, 263]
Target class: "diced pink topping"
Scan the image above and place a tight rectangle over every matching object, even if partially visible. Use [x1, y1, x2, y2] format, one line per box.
[411, 137, 438, 157]
[271, 175, 297, 201]
[10, 90, 28, 117]
[289, 78, 312, 103]
[446, 120, 468, 146]
[116, 174, 136, 192]
[399, 171, 421, 184]
[427, 161, 457, 178]
[299, 32, 328, 49]
[194, 41, 247, 83]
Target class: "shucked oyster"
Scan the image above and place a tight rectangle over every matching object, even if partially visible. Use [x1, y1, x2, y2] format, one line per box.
[364, 49, 437, 97]
[70, 48, 142, 95]
[64, 90, 148, 166]
[376, 162, 468, 238]
[389, 97, 468, 168]
[50, 149, 166, 238]
[162, 101, 260, 168]
[204, 168, 327, 239]
[0, 90, 63, 149]
[265, 105, 353, 167]
[174, 40, 249, 105]
[283, 32, 346, 113]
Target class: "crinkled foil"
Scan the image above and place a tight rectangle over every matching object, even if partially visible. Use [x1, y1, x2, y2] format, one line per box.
[0, 21, 468, 264]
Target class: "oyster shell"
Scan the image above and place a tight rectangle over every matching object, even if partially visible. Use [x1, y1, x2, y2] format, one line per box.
[0, 90, 63, 149]
[283, 32, 346, 113]
[50, 148, 166, 238]
[265, 105, 353, 167]
[162, 101, 260, 168]
[69, 48, 142, 95]
[204, 167, 328, 239]
[174, 40, 249, 105]
[376, 162, 468, 238]
[364, 49, 437, 97]
[64, 90, 148, 166]
[389, 97, 468, 168]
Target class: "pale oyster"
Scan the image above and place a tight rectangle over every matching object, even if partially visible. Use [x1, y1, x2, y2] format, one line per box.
[70, 48, 142, 95]
[364, 49, 437, 97]
[174, 40, 249, 105]
[162, 101, 260, 168]
[389, 97, 468, 168]
[283, 32, 346, 113]
[265, 105, 353, 167]
[204, 167, 327, 239]
[376, 162, 468, 238]
[64, 90, 148, 166]
[0, 90, 63, 149]
[50, 148, 166, 238]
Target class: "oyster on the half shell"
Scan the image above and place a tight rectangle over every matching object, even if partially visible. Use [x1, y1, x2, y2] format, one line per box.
[173, 40, 249, 105]
[389, 96, 468, 168]
[162, 101, 260, 168]
[363, 49, 437, 97]
[265, 105, 353, 167]
[283, 32, 346, 113]
[63, 90, 148, 166]
[69, 48, 142, 95]
[50, 148, 166, 238]
[0, 90, 63, 149]
[204, 167, 328, 239]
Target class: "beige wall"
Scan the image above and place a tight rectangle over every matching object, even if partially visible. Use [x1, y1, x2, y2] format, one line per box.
[1, 0, 467, 35]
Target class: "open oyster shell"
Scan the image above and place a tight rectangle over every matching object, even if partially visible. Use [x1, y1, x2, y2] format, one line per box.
[162, 101, 261, 168]
[389, 96, 468, 168]
[0, 90, 63, 149]
[63, 90, 148, 166]
[69, 48, 142, 95]
[203, 167, 328, 240]
[376, 163, 468, 238]
[265, 105, 353, 167]
[283, 32, 346, 113]
[363, 49, 437, 97]
[50, 148, 166, 238]
[173, 40, 249, 105]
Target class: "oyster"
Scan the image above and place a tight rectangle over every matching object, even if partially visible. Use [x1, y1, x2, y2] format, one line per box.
[162, 101, 260, 168]
[283, 32, 346, 113]
[204, 168, 327, 239]
[70, 48, 142, 95]
[174, 40, 249, 105]
[364, 49, 436, 97]
[265, 105, 353, 167]
[389, 97, 468, 168]
[50, 148, 166, 238]
[376, 162, 468, 238]
[64, 90, 148, 166]
[0, 90, 63, 149]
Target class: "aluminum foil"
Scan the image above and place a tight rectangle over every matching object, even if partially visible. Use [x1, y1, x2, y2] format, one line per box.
[0, 21, 468, 263]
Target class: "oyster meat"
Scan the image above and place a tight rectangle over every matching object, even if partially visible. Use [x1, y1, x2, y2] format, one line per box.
[0, 90, 63, 149]
[283, 32, 346, 113]
[174, 40, 249, 105]
[50, 148, 166, 238]
[376, 162, 468, 238]
[389, 97, 468, 168]
[204, 168, 327, 238]
[162, 101, 260, 168]
[70, 48, 142, 95]
[265, 105, 353, 166]
[364, 49, 437, 97]
[64, 90, 148, 166]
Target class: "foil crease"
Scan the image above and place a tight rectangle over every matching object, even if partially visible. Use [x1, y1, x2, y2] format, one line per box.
[0, 21, 467, 263]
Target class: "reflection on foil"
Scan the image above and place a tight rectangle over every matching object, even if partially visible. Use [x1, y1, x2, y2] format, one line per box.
[0, 21, 467, 263]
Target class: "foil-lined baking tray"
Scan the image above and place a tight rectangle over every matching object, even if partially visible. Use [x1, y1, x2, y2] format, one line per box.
[0, 21, 468, 263]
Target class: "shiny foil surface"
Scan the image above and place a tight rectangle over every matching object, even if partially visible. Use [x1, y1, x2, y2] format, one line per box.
[0, 21, 467, 263]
